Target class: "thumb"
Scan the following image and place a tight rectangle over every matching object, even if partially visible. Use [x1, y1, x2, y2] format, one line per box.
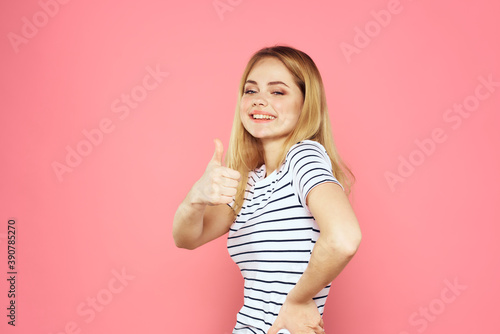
[211, 138, 224, 166]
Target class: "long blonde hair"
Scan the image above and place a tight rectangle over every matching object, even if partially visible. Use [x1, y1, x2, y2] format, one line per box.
[226, 45, 355, 215]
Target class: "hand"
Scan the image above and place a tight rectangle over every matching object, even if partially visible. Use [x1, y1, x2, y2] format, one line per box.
[268, 298, 325, 334]
[193, 139, 241, 206]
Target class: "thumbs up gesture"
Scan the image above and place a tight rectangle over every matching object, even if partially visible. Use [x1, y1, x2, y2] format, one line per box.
[194, 139, 241, 206]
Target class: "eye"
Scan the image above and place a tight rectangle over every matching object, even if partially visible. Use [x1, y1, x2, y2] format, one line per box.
[244, 89, 256, 94]
[272, 91, 284, 95]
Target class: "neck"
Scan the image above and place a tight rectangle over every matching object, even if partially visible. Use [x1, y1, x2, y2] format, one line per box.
[261, 138, 287, 177]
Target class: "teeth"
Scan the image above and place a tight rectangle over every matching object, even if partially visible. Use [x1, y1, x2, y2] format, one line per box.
[252, 114, 276, 120]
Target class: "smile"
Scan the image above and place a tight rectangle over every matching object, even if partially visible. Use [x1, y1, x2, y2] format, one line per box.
[252, 114, 276, 120]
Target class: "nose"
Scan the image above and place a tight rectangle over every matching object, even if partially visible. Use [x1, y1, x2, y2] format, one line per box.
[252, 93, 267, 106]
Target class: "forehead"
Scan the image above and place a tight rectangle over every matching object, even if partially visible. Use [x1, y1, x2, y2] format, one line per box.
[246, 57, 295, 83]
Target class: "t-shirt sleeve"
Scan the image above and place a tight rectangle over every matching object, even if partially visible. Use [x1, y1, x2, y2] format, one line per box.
[289, 141, 344, 208]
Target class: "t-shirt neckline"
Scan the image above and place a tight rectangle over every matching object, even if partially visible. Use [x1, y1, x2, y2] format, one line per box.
[254, 164, 280, 185]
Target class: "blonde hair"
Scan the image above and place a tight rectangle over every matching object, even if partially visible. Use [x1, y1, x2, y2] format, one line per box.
[226, 45, 355, 215]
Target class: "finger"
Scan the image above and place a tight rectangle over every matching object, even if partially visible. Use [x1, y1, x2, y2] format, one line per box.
[267, 325, 280, 334]
[213, 170, 239, 188]
[316, 321, 326, 334]
[220, 167, 241, 180]
[316, 326, 325, 334]
[219, 185, 237, 197]
[217, 194, 235, 205]
[218, 175, 239, 189]
[211, 138, 224, 166]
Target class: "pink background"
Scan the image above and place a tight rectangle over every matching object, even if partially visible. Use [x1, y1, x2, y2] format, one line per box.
[1, 0, 499, 333]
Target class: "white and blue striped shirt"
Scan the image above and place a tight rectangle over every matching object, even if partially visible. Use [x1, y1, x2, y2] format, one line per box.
[228, 140, 344, 334]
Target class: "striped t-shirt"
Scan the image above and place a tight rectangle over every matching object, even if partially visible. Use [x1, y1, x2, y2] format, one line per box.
[227, 140, 344, 334]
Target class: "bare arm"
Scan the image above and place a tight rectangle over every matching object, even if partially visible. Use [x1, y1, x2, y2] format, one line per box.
[172, 139, 241, 250]
[287, 182, 361, 302]
[268, 182, 362, 334]
[173, 198, 236, 250]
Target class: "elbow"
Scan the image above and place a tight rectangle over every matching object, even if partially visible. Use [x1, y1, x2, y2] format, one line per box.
[343, 234, 361, 257]
[339, 223, 362, 257]
[172, 231, 199, 250]
[173, 238, 187, 250]
[173, 238, 198, 250]
[176, 242, 198, 250]
[347, 232, 362, 257]
[327, 232, 362, 258]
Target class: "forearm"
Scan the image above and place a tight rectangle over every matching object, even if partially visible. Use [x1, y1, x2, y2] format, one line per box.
[172, 184, 207, 249]
[287, 235, 357, 303]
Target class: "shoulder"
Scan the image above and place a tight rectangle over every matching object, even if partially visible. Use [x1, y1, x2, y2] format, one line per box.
[285, 140, 344, 203]
[285, 140, 332, 169]
[288, 140, 329, 156]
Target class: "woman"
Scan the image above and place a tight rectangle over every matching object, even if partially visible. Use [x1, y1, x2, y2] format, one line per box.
[173, 45, 361, 334]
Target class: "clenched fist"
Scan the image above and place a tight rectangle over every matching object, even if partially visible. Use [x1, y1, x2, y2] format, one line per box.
[193, 139, 241, 206]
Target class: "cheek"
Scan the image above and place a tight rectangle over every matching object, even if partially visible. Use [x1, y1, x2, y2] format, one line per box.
[240, 99, 250, 114]
[281, 101, 301, 120]
[239, 103, 247, 117]
[239, 102, 250, 124]
[292, 100, 303, 119]
[240, 96, 252, 109]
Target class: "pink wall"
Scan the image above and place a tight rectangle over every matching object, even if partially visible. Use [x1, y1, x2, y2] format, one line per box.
[1, 0, 499, 333]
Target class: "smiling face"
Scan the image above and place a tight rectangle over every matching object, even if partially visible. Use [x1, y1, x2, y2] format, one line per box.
[239, 57, 304, 146]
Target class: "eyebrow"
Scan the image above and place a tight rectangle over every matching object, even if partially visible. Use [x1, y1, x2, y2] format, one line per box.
[245, 80, 290, 88]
